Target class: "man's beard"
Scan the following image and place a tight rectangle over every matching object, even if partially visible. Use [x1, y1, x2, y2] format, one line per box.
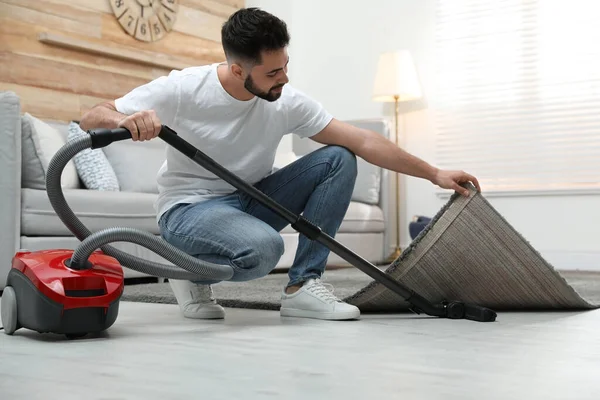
[244, 75, 284, 102]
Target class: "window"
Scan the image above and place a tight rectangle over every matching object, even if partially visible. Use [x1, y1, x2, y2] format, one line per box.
[434, 0, 600, 195]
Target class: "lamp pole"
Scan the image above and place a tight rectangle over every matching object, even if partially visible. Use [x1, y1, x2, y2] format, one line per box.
[386, 94, 402, 262]
[372, 50, 422, 263]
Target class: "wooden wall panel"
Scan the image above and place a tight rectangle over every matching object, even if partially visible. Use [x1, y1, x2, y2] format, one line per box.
[0, 2, 102, 38]
[3, 0, 102, 27]
[100, 15, 225, 62]
[0, 33, 164, 80]
[0, 82, 103, 122]
[43, 0, 113, 14]
[0, 0, 242, 122]
[174, 5, 226, 43]
[0, 53, 150, 99]
[181, 0, 239, 19]
[212, 0, 244, 8]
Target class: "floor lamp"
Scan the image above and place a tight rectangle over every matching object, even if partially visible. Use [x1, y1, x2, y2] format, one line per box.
[372, 50, 423, 262]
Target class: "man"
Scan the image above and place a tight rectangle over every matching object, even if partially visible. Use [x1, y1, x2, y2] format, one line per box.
[80, 8, 480, 321]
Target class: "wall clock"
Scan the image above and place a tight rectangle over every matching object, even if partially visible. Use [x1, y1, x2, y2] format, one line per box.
[110, 0, 179, 42]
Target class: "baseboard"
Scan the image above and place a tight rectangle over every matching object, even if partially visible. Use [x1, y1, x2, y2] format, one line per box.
[538, 251, 600, 272]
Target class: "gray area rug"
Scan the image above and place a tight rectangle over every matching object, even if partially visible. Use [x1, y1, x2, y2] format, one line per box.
[123, 184, 600, 312]
[122, 267, 377, 311]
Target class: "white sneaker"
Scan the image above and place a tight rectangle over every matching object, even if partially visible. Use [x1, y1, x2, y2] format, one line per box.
[280, 278, 360, 320]
[168, 279, 225, 319]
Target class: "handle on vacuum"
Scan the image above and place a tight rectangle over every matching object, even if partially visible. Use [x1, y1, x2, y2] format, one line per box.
[87, 127, 132, 149]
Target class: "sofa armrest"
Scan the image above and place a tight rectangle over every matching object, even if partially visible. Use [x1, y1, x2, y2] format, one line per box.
[0, 91, 22, 289]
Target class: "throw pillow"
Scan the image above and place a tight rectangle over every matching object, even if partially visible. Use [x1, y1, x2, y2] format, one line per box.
[67, 122, 120, 191]
[21, 113, 80, 189]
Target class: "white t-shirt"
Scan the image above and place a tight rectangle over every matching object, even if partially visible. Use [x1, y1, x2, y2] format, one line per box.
[114, 63, 333, 222]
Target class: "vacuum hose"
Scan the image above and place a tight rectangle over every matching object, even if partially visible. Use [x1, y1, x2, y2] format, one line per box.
[45, 134, 234, 281]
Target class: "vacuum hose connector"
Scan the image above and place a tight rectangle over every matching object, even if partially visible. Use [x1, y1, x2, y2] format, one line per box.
[46, 133, 234, 281]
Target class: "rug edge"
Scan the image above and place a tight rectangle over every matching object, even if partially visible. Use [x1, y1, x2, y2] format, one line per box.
[343, 185, 467, 304]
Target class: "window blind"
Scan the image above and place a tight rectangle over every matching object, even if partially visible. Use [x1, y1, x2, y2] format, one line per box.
[433, 0, 600, 195]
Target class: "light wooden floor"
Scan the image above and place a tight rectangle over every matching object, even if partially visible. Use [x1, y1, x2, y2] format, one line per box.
[1, 299, 600, 400]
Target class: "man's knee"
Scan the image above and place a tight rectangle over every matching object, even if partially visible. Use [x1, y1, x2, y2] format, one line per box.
[234, 228, 284, 278]
[259, 230, 285, 270]
[323, 146, 357, 176]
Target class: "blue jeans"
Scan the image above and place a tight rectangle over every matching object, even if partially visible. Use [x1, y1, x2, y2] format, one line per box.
[158, 145, 357, 288]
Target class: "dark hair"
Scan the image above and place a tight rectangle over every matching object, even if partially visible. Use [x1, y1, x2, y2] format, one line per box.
[221, 8, 290, 65]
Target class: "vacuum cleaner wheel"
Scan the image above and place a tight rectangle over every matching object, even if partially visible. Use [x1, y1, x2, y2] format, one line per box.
[1, 286, 18, 335]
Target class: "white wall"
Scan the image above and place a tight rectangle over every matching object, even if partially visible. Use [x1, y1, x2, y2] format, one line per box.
[246, 0, 600, 271]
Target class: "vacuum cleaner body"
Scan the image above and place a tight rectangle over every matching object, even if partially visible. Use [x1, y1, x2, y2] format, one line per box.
[4, 249, 123, 337]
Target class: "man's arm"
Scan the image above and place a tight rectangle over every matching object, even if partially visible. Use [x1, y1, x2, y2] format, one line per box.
[79, 101, 124, 130]
[310, 118, 480, 197]
[79, 100, 161, 142]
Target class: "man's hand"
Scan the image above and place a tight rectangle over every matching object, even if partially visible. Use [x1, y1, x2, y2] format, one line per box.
[433, 169, 481, 197]
[117, 110, 162, 141]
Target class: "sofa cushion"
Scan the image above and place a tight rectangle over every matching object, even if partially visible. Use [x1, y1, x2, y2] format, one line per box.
[43, 120, 70, 140]
[282, 201, 385, 234]
[21, 113, 80, 189]
[22, 187, 384, 237]
[21, 188, 159, 236]
[103, 138, 166, 194]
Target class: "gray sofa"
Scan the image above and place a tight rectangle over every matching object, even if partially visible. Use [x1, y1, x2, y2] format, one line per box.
[0, 90, 392, 289]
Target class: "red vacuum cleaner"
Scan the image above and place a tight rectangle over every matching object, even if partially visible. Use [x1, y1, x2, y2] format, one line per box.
[1, 126, 496, 339]
[2, 250, 123, 339]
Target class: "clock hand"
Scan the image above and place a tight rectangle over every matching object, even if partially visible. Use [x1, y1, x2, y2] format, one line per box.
[140, 4, 144, 17]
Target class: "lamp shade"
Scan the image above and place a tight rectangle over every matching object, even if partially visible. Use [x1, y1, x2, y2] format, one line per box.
[372, 50, 422, 102]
